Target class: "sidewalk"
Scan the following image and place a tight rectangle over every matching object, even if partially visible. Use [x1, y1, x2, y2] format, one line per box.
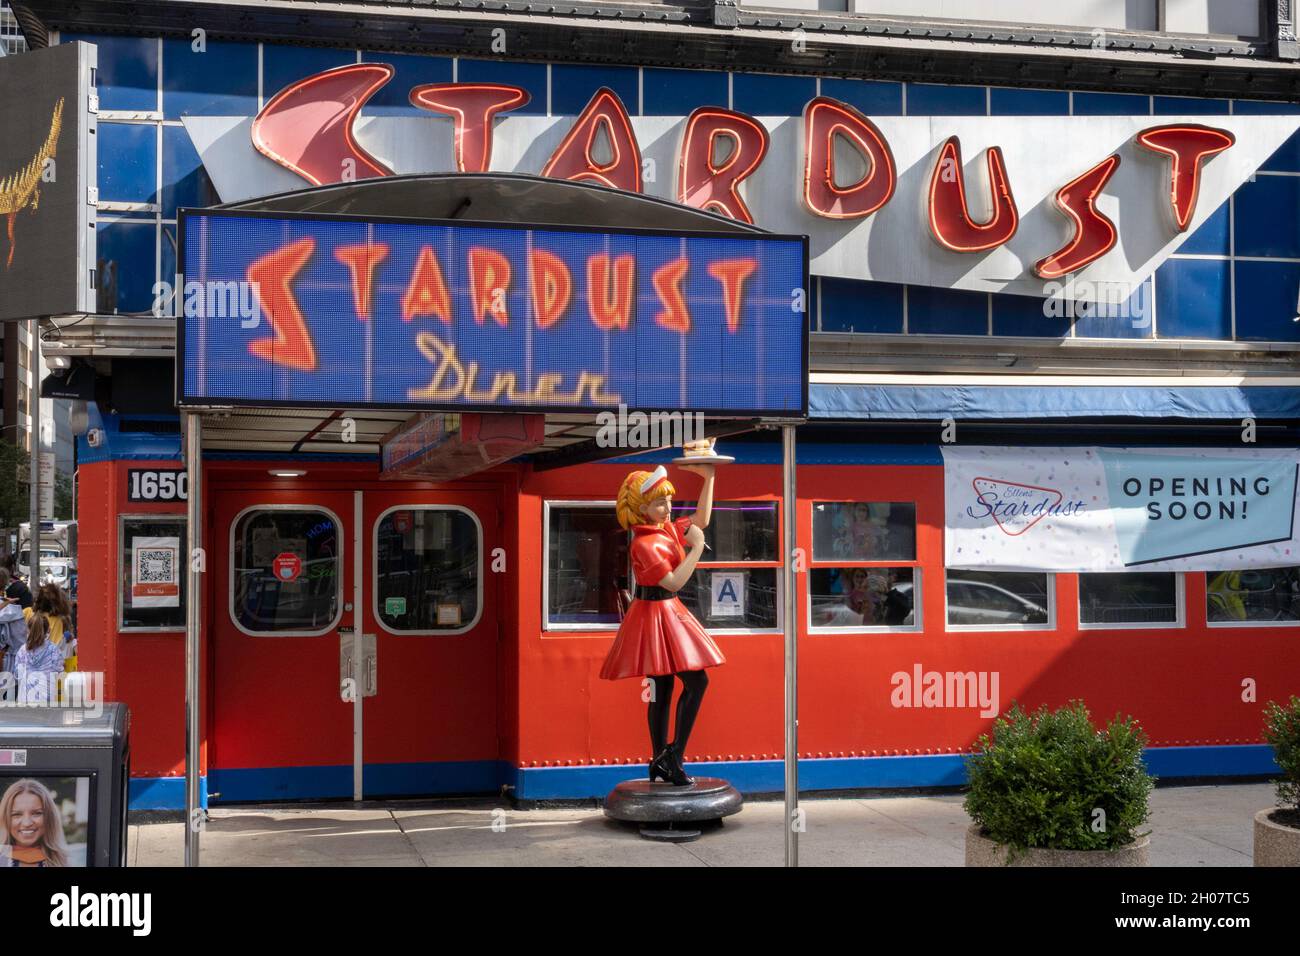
[129, 782, 1274, 866]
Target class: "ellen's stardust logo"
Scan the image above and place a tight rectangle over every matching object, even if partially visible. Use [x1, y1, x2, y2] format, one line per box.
[966, 477, 1088, 536]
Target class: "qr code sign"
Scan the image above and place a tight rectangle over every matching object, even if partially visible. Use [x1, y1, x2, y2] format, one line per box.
[138, 549, 175, 583]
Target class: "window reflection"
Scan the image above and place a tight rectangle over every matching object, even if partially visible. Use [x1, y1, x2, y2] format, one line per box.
[547, 505, 628, 626]
[1207, 567, 1300, 623]
[946, 570, 1050, 627]
[1080, 572, 1178, 625]
[376, 509, 480, 632]
[812, 502, 916, 562]
[810, 567, 916, 628]
[232, 510, 339, 634]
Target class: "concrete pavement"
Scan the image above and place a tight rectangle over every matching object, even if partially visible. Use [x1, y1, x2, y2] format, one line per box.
[128, 781, 1278, 866]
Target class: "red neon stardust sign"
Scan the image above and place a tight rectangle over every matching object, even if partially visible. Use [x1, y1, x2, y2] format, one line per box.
[927, 136, 1019, 253]
[409, 83, 531, 173]
[1034, 155, 1122, 280]
[678, 107, 770, 223]
[1136, 124, 1237, 232]
[252, 66, 1238, 279]
[801, 96, 896, 220]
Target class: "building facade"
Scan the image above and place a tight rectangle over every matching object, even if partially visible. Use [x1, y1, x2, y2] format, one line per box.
[9, 0, 1300, 806]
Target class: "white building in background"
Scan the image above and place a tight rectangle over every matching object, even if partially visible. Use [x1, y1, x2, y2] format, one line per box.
[0, 2, 26, 56]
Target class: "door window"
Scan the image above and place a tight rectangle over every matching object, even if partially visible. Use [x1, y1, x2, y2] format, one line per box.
[375, 507, 482, 634]
[231, 508, 342, 636]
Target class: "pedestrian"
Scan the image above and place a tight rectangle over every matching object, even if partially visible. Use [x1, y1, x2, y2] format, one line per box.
[24, 583, 72, 649]
[0, 568, 32, 611]
[14, 613, 63, 704]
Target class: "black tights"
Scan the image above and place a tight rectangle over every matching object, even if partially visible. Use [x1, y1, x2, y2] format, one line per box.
[646, 671, 709, 759]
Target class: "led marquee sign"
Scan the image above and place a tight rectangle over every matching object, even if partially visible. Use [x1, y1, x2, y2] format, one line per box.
[177, 210, 808, 416]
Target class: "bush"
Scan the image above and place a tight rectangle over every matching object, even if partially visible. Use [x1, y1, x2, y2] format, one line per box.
[964, 700, 1154, 854]
[1263, 696, 1300, 811]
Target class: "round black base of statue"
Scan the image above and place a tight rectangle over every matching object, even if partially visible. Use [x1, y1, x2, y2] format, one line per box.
[604, 777, 742, 842]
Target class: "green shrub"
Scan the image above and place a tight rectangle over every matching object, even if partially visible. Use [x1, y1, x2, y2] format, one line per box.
[964, 700, 1154, 854]
[1263, 696, 1300, 811]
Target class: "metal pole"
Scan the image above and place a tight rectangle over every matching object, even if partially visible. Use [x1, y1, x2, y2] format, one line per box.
[28, 319, 41, 586]
[184, 411, 203, 866]
[782, 423, 798, 867]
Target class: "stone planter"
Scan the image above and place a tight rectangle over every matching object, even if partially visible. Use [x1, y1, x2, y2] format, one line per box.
[1253, 809, 1300, 867]
[965, 823, 1150, 867]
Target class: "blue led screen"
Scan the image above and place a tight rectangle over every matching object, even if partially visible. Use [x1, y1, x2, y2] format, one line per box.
[178, 210, 807, 415]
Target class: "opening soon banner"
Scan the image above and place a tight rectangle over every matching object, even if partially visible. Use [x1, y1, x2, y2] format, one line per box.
[942, 447, 1300, 572]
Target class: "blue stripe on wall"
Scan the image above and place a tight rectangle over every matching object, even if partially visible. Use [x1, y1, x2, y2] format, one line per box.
[132, 746, 1278, 807]
[511, 745, 1279, 800]
[130, 774, 207, 811]
[207, 761, 510, 803]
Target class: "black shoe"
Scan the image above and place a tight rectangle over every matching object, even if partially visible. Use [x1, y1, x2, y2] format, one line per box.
[664, 744, 695, 786]
[648, 747, 677, 784]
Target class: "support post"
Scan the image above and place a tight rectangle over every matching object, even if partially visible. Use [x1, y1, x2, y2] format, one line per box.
[782, 423, 798, 867]
[28, 319, 41, 586]
[184, 411, 203, 866]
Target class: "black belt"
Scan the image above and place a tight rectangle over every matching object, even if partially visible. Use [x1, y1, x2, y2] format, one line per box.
[635, 585, 674, 601]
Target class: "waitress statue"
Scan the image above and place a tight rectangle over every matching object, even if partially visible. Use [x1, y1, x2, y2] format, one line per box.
[600, 446, 725, 787]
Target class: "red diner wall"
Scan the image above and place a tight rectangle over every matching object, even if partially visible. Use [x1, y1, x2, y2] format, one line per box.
[77, 458, 192, 780]
[513, 461, 1300, 770]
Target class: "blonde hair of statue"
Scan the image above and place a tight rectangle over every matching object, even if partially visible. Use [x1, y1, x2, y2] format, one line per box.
[616, 471, 677, 531]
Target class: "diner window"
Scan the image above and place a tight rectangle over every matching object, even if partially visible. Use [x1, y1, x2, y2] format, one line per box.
[1207, 567, 1300, 625]
[545, 502, 628, 629]
[946, 570, 1052, 629]
[810, 567, 919, 630]
[812, 502, 916, 562]
[1079, 572, 1181, 627]
[809, 500, 919, 632]
[231, 508, 341, 635]
[375, 507, 480, 634]
[119, 515, 187, 631]
[672, 500, 780, 631]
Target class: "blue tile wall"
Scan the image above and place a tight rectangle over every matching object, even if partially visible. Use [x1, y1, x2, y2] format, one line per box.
[95, 220, 155, 314]
[162, 39, 258, 119]
[360, 52, 453, 117]
[1072, 91, 1150, 115]
[1152, 96, 1230, 115]
[905, 83, 985, 116]
[820, 78, 903, 116]
[1233, 99, 1300, 173]
[457, 59, 548, 114]
[642, 68, 728, 117]
[905, 286, 988, 335]
[1156, 258, 1231, 339]
[98, 122, 158, 204]
[820, 278, 904, 334]
[551, 63, 640, 115]
[1234, 261, 1300, 342]
[262, 45, 355, 103]
[1179, 199, 1230, 257]
[1234, 176, 1300, 259]
[66, 33, 158, 112]
[988, 87, 1069, 116]
[990, 290, 1071, 338]
[731, 73, 816, 116]
[1072, 278, 1154, 338]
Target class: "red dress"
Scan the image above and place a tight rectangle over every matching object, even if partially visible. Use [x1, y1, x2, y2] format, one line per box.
[600, 516, 727, 680]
